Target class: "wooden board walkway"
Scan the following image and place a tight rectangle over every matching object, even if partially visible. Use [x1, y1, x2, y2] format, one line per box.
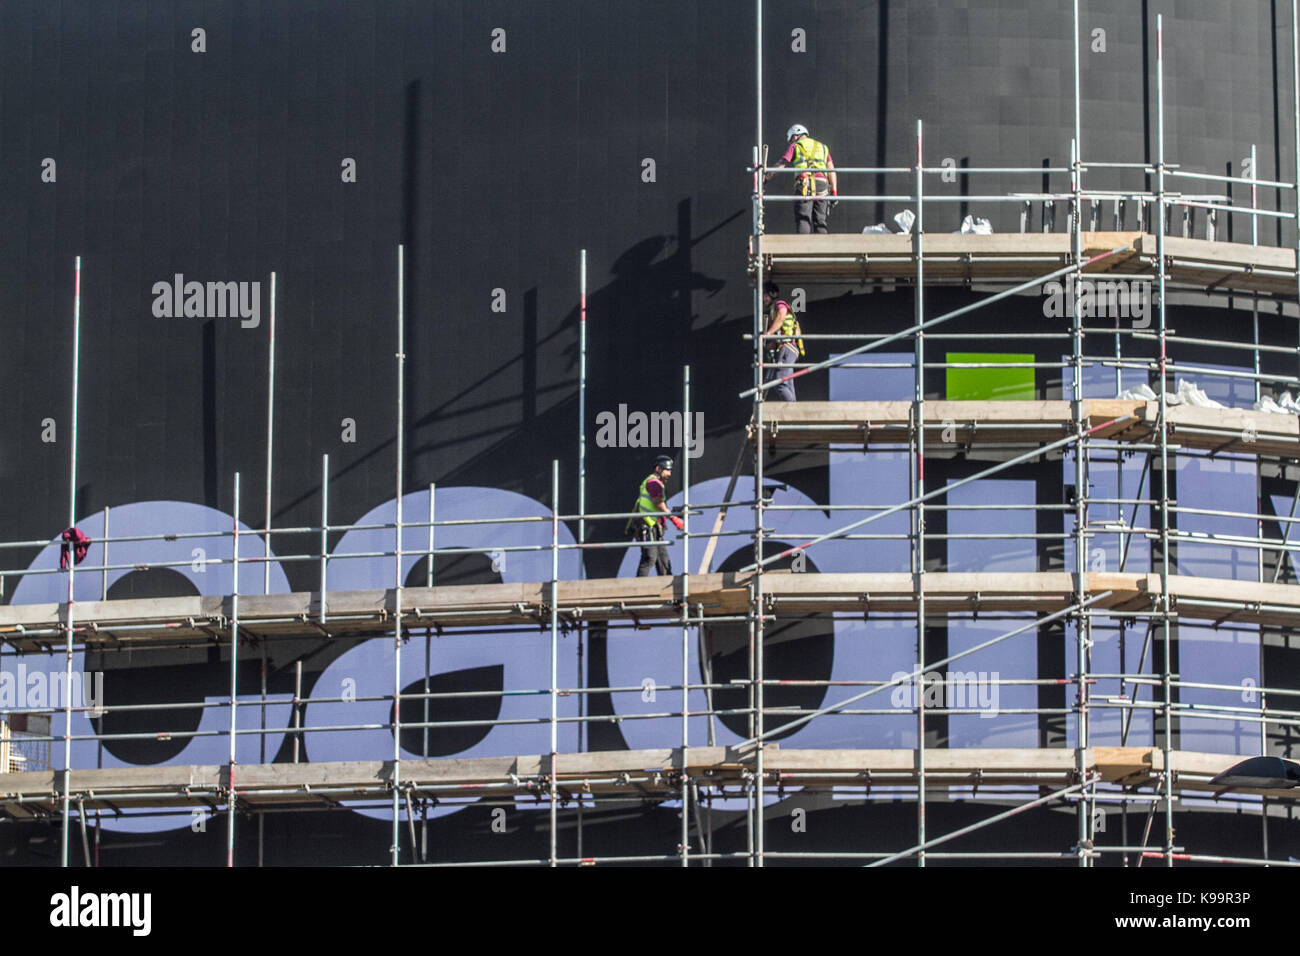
[2, 570, 1299, 652]
[758, 399, 1300, 458]
[752, 231, 1298, 295]
[0, 746, 1285, 818]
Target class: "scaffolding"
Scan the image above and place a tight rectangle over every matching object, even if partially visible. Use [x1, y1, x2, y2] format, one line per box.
[4, 2, 1300, 866]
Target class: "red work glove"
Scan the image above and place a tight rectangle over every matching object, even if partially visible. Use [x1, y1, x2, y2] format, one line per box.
[671, 516, 685, 531]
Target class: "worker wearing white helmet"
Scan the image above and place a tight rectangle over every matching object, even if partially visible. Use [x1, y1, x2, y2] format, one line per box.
[767, 124, 839, 234]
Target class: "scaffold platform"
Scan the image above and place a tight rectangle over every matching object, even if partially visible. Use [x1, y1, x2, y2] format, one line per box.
[758, 399, 1300, 458]
[6, 569, 1300, 653]
[0, 745, 1285, 819]
[753, 232, 1299, 295]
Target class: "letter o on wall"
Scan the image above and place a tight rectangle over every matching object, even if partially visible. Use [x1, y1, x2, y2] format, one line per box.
[7, 501, 291, 832]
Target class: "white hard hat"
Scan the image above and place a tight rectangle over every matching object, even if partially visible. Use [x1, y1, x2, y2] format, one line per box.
[786, 124, 809, 141]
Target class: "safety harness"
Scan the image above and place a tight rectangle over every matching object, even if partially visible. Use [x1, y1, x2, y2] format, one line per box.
[767, 302, 806, 357]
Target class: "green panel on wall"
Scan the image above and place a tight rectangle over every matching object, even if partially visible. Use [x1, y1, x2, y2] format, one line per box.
[945, 353, 1035, 400]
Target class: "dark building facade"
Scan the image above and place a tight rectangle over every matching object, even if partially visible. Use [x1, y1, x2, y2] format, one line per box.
[1, 0, 1298, 864]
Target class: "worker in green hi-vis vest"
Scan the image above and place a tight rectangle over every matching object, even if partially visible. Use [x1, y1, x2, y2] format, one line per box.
[625, 455, 684, 576]
[762, 281, 804, 402]
[767, 123, 839, 234]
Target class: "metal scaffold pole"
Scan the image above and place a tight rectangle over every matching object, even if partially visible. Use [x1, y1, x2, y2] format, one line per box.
[228, 471, 241, 867]
[1251, 135, 1268, 857]
[320, 454, 329, 625]
[60, 255, 81, 869]
[751, 0, 765, 870]
[549, 460, 560, 867]
[745, 580, 756, 865]
[1253, 139, 1265, 593]
[425, 483, 434, 775]
[913, 118, 927, 866]
[680, 365, 692, 867]
[393, 243, 405, 867]
[755, 551, 766, 868]
[1073, 0, 1082, 165]
[1070, 135, 1093, 866]
[577, 247, 587, 859]
[579, 249, 588, 551]
[264, 270, 276, 595]
[1290, 0, 1300, 368]
[755, 0, 763, 174]
[100, 505, 108, 601]
[1276, 0, 1300, 865]
[1156, 14, 1176, 867]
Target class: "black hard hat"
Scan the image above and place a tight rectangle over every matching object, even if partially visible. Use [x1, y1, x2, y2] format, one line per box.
[654, 455, 675, 470]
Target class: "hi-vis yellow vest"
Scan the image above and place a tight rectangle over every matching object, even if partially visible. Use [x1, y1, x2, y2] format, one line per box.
[791, 136, 830, 196]
[768, 304, 806, 357]
[634, 473, 662, 528]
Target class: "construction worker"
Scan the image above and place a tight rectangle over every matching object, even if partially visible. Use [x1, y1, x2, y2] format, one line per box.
[762, 282, 804, 402]
[769, 124, 839, 234]
[626, 455, 684, 576]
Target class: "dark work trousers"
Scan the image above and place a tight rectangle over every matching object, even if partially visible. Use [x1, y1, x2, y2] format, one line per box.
[764, 342, 800, 402]
[634, 522, 672, 576]
[794, 180, 831, 234]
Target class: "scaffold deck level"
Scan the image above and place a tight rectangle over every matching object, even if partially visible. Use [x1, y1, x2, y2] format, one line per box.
[759, 400, 1300, 458]
[753, 232, 1299, 294]
[4, 569, 1300, 653]
[0, 746, 1282, 819]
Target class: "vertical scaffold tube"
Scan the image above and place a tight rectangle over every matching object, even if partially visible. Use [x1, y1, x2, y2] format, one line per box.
[393, 244, 405, 867]
[228, 472, 241, 867]
[101, 505, 109, 601]
[913, 120, 927, 867]
[549, 460, 560, 867]
[61, 255, 82, 868]
[320, 455, 329, 624]
[264, 271, 276, 595]
[425, 483, 434, 765]
[577, 248, 588, 859]
[579, 249, 588, 550]
[1070, 136, 1092, 866]
[751, 0, 766, 870]
[680, 365, 692, 867]
[1156, 14, 1176, 868]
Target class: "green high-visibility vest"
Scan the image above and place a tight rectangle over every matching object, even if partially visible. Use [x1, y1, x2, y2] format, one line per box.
[767, 303, 806, 357]
[791, 136, 830, 195]
[792, 136, 829, 170]
[635, 473, 663, 528]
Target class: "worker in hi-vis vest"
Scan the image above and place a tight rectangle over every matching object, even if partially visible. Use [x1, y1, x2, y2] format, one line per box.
[762, 282, 804, 402]
[766, 123, 839, 234]
[626, 454, 684, 576]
